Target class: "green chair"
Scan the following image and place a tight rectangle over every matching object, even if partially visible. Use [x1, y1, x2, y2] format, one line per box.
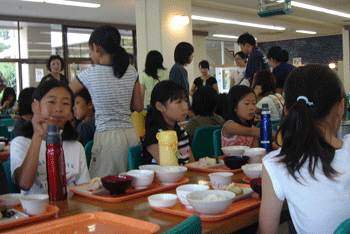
[0, 119, 15, 127]
[3, 161, 20, 193]
[10, 130, 14, 140]
[0, 125, 8, 138]
[1, 115, 11, 119]
[191, 126, 222, 161]
[213, 129, 223, 156]
[127, 144, 142, 170]
[334, 218, 350, 234]
[84, 140, 93, 169]
[256, 120, 281, 131]
[163, 214, 202, 234]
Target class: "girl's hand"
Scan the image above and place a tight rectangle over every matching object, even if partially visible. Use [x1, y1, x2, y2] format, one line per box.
[32, 99, 49, 139]
[3, 100, 10, 107]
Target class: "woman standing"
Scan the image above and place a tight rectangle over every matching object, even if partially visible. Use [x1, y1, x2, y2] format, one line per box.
[42, 55, 69, 86]
[229, 51, 248, 88]
[189, 60, 218, 96]
[139, 50, 169, 108]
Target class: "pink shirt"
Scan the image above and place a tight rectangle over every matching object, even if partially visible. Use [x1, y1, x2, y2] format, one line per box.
[221, 120, 254, 147]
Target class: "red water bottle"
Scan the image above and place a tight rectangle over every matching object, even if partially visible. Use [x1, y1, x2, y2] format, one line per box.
[46, 125, 67, 201]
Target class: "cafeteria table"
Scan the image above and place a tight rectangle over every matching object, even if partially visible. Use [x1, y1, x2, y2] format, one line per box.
[4, 170, 291, 233]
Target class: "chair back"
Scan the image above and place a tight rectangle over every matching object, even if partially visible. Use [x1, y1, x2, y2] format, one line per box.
[0, 119, 15, 127]
[127, 144, 142, 170]
[163, 214, 202, 234]
[1, 115, 11, 119]
[3, 161, 20, 193]
[0, 125, 8, 138]
[334, 218, 350, 234]
[84, 140, 93, 169]
[191, 126, 222, 160]
[213, 129, 223, 156]
[10, 129, 14, 140]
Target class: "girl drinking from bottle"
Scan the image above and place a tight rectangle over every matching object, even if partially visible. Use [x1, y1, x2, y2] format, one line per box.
[70, 25, 143, 178]
[221, 85, 260, 148]
[259, 64, 350, 234]
[11, 79, 90, 195]
[142, 80, 195, 165]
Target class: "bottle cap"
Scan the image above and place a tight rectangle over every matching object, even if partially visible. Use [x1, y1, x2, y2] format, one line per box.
[262, 103, 269, 109]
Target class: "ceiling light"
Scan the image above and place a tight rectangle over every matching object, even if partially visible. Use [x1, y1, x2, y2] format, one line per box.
[192, 15, 285, 30]
[213, 34, 238, 39]
[291, 1, 350, 19]
[296, 30, 317, 34]
[21, 0, 101, 8]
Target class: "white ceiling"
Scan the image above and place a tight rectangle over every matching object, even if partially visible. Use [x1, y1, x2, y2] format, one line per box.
[0, 0, 349, 42]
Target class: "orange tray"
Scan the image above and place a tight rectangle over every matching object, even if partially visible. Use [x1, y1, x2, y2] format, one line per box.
[243, 176, 250, 183]
[149, 184, 260, 222]
[69, 177, 190, 203]
[4, 212, 160, 234]
[0, 204, 59, 231]
[185, 156, 242, 173]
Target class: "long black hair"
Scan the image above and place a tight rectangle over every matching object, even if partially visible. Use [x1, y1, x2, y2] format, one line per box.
[144, 50, 166, 80]
[1, 87, 16, 108]
[277, 64, 345, 181]
[224, 85, 256, 127]
[20, 79, 79, 141]
[145, 80, 187, 137]
[89, 25, 129, 78]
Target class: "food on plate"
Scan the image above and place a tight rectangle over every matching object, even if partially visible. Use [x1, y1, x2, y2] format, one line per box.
[200, 194, 227, 201]
[0, 205, 16, 220]
[198, 157, 219, 167]
[219, 182, 243, 196]
[89, 177, 102, 191]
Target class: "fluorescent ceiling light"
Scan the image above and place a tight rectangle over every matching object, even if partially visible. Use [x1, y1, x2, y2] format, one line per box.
[21, 0, 101, 8]
[291, 1, 350, 19]
[213, 34, 238, 39]
[192, 15, 285, 31]
[296, 30, 317, 34]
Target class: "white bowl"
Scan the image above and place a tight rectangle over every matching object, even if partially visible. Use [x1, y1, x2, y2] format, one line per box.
[0, 142, 5, 150]
[176, 184, 210, 209]
[148, 193, 178, 208]
[0, 193, 23, 208]
[154, 166, 187, 185]
[208, 172, 233, 190]
[243, 148, 266, 164]
[20, 194, 49, 216]
[186, 190, 236, 216]
[221, 146, 250, 156]
[138, 164, 161, 171]
[127, 169, 154, 189]
[241, 163, 263, 179]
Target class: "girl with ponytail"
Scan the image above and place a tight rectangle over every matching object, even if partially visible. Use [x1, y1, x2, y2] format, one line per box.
[70, 25, 143, 178]
[258, 64, 350, 234]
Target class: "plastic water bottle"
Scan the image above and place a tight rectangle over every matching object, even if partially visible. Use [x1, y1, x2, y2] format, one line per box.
[260, 104, 272, 153]
[46, 125, 67, 201]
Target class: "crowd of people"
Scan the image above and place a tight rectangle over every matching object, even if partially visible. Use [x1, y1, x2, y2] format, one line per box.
[0, 25, 349, 233]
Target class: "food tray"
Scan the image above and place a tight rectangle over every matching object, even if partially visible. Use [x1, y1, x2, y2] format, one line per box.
[70, 177, 189, 203]
[0, 204, 59, 230]
[185, 157, 242, 173]
[149, 184, 260, 222]
[243, 176, 250, 183]
[4, 212, 160, 234]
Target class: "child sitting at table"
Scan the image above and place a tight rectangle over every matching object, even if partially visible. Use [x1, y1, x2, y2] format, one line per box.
[221, 85, 259, 148]
[73, 88, 95, 147]
[11, 79, 90, 195]
[142, 80, 195, 165]
[0, 87, 16, 115]
[13, 87, 36, 138]
[259, 64, 350, 234]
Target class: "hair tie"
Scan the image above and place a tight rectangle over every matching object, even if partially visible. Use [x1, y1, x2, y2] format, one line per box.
[297, 96, 314, 106]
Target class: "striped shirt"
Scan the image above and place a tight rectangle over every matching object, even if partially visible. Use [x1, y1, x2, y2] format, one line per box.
[77, 65, 138, 132]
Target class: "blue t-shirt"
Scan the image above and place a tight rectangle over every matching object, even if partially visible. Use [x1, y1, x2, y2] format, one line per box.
[273, 63, 296, 89]
[244, 46, 270, 85]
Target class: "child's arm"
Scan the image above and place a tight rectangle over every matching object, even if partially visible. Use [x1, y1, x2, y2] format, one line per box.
[140, 83, 146, 103]
[0, 100, 10, 111]
[130, 80, 143, 112]
[223, 121, 260, 139]
[69, 78, 84, 95]
[146, 144, 160, 164]
[257, 166, 284, 234]
[188, 148, 195, 163]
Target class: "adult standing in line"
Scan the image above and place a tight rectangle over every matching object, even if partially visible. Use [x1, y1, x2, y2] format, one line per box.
[41, 55, 69, 86]
[189, 60, 218, 96]
[267, 46, 295, 94]
[169, 42, 194, 107]
[237, 33, 270, 86]
[229, 51, 249, 88]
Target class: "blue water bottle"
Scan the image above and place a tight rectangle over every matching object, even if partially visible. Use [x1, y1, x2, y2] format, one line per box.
[260, 103, 272, 152]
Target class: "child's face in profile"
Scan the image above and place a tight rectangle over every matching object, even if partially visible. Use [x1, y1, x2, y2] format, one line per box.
[73, 96, 89, 121]
[235, 93, 257, 123]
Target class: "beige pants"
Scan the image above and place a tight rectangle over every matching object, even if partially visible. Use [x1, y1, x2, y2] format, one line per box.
[89, 128, 140, 178]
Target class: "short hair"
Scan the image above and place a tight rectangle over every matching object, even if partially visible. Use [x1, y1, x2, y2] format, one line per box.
[192, 86, 218, 116]
[251, 70, 276, 97]
[198, 60, 209, 69]
[237, 33, 256, 46]
[46, 55, 65, 72]
[174, 42, 194, 65]
[267, 46, 289, 63]
[75, 88, 92, 104]
[234, 51, 246, 60]
[18, 87, 36, 116]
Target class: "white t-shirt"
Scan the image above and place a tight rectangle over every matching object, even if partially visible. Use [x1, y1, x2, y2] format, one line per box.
[256, 93, 284, 121]
[11, 136, 91, 195]
[229, 67, 249, 87]
[77, 65, 138, 132]
[263, 135, 350, 234]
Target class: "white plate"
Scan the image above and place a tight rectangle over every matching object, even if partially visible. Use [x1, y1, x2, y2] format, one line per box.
[232, 187, 254, 202]
[186, 159, 225, 169]
[70, 184, 109, 195]
[0, 209, 29, 224]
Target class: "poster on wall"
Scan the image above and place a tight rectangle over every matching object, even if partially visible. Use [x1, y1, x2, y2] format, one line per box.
[35, 69, 44, 82]
[293, 57, 302, 67]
